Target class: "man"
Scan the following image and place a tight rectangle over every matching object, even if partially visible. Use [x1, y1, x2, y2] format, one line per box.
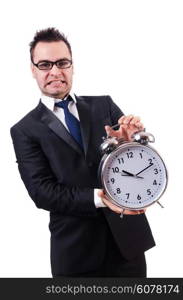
[10, 28, 155, 277]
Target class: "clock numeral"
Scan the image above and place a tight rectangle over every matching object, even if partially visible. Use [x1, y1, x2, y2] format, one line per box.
[147, 189, 151, 195]
[118, 158, 124, 164]
[148, 158, 153, 165]
[126, 152, 133, 159]
[154, 168, 158, 175]
[116, 188, 121, 194]
[126, 193, 130, 199]
[137, 194, 141, 200]
[110, 178, 115, 184]
[112, 167, 119, 173]
[153, 179, 157, 185]
[139, 153, 143, 159]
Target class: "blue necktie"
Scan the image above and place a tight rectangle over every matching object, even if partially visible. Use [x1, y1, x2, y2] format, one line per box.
[55, 97, 83, 148]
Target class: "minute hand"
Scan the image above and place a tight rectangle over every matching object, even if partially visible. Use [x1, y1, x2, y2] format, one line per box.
[136, 163, 153, 176]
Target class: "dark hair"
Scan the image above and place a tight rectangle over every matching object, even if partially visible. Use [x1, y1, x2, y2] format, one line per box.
[29, 27, 72, 61]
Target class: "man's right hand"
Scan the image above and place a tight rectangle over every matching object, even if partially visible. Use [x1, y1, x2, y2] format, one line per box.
[97, 189, 146, 215]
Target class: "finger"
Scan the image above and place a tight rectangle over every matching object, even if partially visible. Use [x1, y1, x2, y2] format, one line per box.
[123, 210, 137, 215]
[129, 116, 141, 125]
[118, 115, 134, 125]
[123, 209, 146, 215]
[123, 115, 134, 125]
[118, 115, 126, 125]
[127, 122, 144, 130]
[97, 189, 105, 198]
[105, 125, 115, 135]
[105, 125, 123, 139]
[134, 121, 144, 129]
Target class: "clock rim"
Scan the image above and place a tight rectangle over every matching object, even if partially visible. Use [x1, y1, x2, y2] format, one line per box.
[99, 141, 168, 210]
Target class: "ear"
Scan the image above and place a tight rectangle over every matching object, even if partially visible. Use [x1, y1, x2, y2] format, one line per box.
[31, 63, 36, 78]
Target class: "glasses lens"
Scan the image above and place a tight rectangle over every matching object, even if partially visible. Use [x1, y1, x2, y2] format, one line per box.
[56, 59, 72, 69]
[37, 62, 52, 70]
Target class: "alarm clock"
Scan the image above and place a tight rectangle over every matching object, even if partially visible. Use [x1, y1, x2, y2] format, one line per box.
[98, 129, 168, 214]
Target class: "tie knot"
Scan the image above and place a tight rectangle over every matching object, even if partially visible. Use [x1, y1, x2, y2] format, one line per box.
[55, 97, 72, 109]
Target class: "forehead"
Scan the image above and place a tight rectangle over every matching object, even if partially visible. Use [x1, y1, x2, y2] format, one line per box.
[33, 41, 71, 62]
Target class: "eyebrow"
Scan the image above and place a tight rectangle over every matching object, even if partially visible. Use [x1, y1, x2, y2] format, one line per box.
[36, 57, 71, 63]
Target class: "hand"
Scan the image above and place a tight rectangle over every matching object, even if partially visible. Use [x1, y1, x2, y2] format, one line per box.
[105, 115, 144, 141]
[97, 189, 146, 215]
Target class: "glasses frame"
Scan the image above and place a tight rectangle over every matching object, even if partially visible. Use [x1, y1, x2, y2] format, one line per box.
[31, 58, 73, 70]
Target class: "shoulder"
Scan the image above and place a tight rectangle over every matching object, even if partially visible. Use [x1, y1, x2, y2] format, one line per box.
[76, 94, 114, 106]
[10, 101, 42, 133]
[77, 94, 112, 101]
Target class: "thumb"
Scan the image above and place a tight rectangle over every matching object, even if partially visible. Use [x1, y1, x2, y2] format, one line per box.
[105, 125, 111, 135]
[97, 189, 105, 198]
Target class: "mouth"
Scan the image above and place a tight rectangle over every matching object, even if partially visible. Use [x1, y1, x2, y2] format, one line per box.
[47, 80, 66, 86]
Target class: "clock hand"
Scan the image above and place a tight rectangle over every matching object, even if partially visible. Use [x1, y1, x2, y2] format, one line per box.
[136, 163, 153, 176]
[122, 170, 144, 179]
[122, 170, 134, 176]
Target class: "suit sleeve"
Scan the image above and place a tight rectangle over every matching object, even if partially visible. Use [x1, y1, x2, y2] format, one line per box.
[10, 126, 97, 217]
[107, 95, 125, 125]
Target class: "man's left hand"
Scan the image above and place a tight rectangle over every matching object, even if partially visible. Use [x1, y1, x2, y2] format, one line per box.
[105, 115, 144, 141]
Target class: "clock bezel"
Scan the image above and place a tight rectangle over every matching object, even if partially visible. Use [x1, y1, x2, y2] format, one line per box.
[99, 141, 168, 210]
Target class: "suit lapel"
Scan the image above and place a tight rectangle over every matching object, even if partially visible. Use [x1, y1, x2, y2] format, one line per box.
[75, 95, 91, 157]
[37, 101, 83, 155]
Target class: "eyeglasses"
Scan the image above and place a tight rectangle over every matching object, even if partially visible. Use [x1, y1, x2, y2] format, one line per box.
[32, 58, 72, 70]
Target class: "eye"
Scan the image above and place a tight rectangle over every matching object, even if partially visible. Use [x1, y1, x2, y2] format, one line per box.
[38, 62, 52, 70]
[56, 59, 71, 68]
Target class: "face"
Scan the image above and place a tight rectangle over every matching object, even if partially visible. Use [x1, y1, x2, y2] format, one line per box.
[31, 41, 73, 99]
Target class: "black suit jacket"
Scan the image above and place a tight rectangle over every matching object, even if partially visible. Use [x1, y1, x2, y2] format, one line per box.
[10, 95, 155, 276]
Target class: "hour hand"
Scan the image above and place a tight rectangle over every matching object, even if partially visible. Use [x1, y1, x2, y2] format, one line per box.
[122, 170, 144, 179]
[122, 170, 134, 176]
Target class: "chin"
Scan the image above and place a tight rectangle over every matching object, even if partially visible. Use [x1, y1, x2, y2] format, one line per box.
[46, 89, 63, 97]
[50, 92, 68, 99]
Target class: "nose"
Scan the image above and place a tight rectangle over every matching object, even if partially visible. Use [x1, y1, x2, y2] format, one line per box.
[49, 64, 63, 76]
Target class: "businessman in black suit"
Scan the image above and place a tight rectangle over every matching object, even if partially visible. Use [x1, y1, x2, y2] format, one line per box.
[10, 28, 155, 277]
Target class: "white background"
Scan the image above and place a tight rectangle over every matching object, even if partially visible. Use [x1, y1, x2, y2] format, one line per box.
[0, 0, 182, 277]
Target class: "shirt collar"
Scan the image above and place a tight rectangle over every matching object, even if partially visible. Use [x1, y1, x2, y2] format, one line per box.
[41, 92, 76, 112]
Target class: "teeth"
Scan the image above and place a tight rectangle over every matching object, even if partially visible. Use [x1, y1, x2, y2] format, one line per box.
[47, 80, 65, 85]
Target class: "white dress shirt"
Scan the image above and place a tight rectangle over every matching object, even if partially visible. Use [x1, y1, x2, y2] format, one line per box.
[41, 93, 106, 208]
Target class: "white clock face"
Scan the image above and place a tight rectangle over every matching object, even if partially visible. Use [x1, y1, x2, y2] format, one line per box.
[101, 143, 167, 209]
